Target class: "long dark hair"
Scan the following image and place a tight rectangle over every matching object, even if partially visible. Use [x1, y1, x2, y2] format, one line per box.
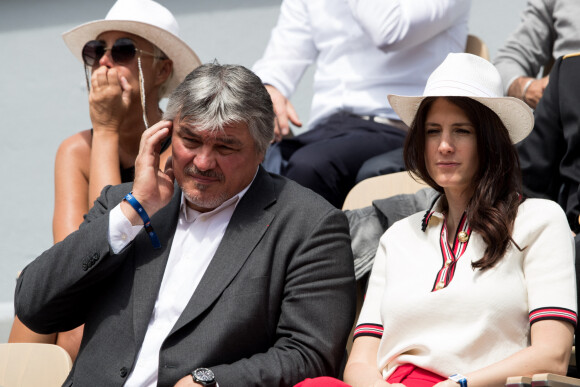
[404, 97, 523, 270]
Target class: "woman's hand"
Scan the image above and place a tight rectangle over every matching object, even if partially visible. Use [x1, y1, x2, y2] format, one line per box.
[345, 336, 399, 387]
[87, 67, 131, 207]
[89, 66, 132, 133]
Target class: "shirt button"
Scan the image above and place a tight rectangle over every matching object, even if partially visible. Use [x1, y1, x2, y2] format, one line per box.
[120, 367, 128, 378]
[121, 233, 127, 241]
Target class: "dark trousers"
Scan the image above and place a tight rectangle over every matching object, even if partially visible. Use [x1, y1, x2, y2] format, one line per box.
[355, 147, 406, 183]
[262, 113, 406, 208]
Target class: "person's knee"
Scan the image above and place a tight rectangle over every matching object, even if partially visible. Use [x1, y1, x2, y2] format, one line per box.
[356, 148, 405, 183]
[284, 150, 333, 182]
[283, 149, 346, 207]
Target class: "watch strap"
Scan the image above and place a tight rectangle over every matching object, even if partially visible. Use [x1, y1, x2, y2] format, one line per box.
[449, 373, 468, 387]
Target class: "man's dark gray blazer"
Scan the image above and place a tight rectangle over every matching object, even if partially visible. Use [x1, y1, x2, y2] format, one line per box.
[15, 167, 356, 386]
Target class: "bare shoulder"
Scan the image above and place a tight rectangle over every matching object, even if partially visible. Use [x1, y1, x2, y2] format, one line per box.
[57, 130, 92, 157]
[55, 130, 92, 175]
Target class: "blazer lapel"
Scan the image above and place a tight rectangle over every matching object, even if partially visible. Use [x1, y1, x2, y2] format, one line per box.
[132, 186, 182, 344]
[169, 167, 277, 335]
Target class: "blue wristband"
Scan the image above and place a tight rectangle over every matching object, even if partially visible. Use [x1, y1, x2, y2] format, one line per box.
[123, 193, 161, 249]
[449, 374, 467, 387]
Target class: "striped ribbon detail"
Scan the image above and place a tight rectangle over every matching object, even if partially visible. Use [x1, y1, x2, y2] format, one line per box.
[432, 213, 471, 292]
[529, 307, 578, 327]
[422, 211, 435, 231]
[353, 323, 384, 339]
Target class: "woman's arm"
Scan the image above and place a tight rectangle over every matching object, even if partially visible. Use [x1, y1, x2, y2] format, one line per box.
[55, 326, 84, 362]
[87, 66, 130, 207]
[8, 316, 56, 344]
[344, 336, 397, 387]
[87, 129, 122, 208]
[53, 131, 91, 243]
[435, 320, 574, 387]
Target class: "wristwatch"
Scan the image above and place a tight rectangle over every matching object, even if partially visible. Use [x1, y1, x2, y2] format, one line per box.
[191, 368, 216, 387]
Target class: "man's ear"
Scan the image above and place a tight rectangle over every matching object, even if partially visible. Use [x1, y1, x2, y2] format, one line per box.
[155, 59, 173, 86]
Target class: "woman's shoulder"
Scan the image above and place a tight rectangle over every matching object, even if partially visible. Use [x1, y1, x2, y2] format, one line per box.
[515, 198, 570, 237]
[56, 130, 92, 158]
[518, 198, 567, 221]
[55, 130, 92, 176]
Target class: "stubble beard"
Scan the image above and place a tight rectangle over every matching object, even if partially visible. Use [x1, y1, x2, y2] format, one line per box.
[180, 165, 228, 210]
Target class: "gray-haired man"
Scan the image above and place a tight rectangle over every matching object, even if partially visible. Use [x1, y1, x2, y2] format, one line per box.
[15, 63, 356, 387]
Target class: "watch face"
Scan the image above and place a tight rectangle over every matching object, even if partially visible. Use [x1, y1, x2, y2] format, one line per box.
[193, 368, 215, 382]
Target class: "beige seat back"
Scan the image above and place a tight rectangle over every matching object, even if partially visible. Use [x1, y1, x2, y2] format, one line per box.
[465, 34, 490, 60]
[343, 171, 427, 210]
[0, 343, 72, 387]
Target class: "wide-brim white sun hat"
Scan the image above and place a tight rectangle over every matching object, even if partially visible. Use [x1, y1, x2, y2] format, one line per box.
[62, 0, 201, 98]
[388, 53, 534, 144]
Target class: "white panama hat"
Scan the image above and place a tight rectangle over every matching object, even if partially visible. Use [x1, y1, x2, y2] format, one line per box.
[62, 0, 201, 98]
[388, 53, 534, 144]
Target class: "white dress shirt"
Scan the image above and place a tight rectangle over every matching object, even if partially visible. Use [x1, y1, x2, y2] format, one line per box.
[252, 0, 471, 129]
[108, 183, 252, 387]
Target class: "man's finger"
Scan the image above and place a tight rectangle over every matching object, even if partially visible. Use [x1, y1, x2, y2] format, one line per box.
[275, 108, 290, 136]
[286, 100, 302, 128]
[139, 121, 172, 155]
[273, 119, 283, 142]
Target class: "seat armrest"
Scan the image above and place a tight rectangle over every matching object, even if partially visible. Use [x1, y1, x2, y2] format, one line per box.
[531, 373, 580, 386]
[506, 376, 532, 387]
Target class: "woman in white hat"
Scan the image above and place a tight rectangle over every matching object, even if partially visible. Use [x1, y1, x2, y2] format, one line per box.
[345, 53, 577, 387]
[9, 0, 200, 361]
[297, 53, 577, 387]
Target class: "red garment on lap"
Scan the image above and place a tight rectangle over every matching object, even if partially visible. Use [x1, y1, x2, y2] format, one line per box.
[294, 376, 350, 386]
[293, 364, 446, 386]
[387, 363, 446, 386]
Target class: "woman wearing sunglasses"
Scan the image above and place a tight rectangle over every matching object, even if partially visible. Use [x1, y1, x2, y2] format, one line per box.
[9, 0, 200, 361]
[297, 54, 577, 387]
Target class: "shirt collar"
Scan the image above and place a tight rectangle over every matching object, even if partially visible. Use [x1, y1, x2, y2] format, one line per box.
[421, 194, 445, 232]
[179, 168, 258, 223]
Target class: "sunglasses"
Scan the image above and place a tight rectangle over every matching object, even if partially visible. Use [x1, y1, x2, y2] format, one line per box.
[82, 38, 167, 67]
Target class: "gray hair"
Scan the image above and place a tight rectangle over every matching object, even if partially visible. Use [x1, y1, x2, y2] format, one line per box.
[163, 62, 275, 155]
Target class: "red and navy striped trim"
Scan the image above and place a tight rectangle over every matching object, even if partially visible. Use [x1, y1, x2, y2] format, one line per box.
[529, 307, 577, 327]
[431, 212, 471, 292]
[421, 195, 442, 231]
[353, 323, 384, 340]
